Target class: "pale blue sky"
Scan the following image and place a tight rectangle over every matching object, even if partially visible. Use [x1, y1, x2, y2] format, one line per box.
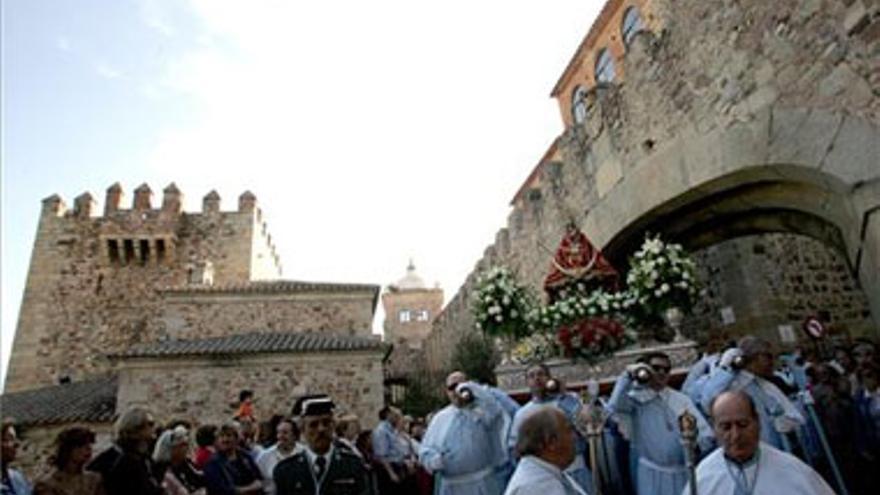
[1, 0, 603, 386]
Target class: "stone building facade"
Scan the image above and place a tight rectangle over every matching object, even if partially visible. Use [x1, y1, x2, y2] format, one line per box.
[381, 262, 444, 349]
[2, 184, 385, 478]
[6, 184, 282, 391]
[424, 0, 880, 374]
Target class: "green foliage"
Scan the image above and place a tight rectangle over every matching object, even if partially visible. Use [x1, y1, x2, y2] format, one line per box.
[400, 372, 447, 418]
[451, 332, 500, 385]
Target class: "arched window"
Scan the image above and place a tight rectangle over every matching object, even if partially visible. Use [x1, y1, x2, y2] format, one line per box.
[595, 48, 615, 83]
[621, 6, 643, 46]
[571, 85, 589, 124]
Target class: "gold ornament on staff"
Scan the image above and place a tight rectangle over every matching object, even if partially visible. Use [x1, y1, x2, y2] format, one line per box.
[576, 389, 607, 495]
[678, 409, 699, 495]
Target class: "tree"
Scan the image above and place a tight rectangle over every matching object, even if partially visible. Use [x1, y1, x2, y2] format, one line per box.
[451, 332, 501, 385]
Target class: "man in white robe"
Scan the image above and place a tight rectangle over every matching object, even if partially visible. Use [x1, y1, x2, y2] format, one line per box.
[606, 352, 713, 495]
[505, 406, 588, 495]
[699, 336, 805, 452]
[508, 364, 591, 492]
[685, 390, 835, 495]
[419, 371, 506, 495]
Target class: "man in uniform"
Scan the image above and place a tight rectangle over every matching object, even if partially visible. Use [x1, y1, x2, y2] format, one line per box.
[274, 395, 368, 495]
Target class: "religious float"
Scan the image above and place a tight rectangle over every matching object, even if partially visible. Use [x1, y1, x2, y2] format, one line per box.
[471, 223, 704, 391]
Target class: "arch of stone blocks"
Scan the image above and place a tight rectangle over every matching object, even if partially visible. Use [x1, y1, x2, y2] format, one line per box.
[584, 106, 880, 327]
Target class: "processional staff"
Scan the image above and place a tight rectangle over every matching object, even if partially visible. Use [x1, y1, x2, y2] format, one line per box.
[678, 409, 699, 495]
[577, 381, 607, 495]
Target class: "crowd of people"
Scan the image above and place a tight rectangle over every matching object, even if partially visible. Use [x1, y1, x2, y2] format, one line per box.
[2, 335, 878, 495]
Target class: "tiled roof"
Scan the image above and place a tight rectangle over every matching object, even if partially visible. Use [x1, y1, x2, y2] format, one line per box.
[0, 376, 117, 426]
[159, 280, 380, 295]
[112, 331, 385, 359]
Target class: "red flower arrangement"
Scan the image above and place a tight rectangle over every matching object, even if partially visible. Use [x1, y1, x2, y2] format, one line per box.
[557, 317, 631, 362]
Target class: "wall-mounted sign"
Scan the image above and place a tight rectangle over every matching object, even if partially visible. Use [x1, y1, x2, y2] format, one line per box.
[778, 324, 796, 343]
[720, 306, 736, 326]
[802, 316, 825, 339]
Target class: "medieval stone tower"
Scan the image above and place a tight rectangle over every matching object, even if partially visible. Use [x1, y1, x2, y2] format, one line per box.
[4, 183, 284, 392]
[381, 261, 443, 348]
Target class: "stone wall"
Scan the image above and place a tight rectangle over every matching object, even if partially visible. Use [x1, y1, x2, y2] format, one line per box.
[5, 186, 283, 392]
[381, 288, 444, 347]
[115, 351, 385, 429]
[158, 290, 377, 339]
[688, 233, 875, 343]
[423, 0, 880, 373]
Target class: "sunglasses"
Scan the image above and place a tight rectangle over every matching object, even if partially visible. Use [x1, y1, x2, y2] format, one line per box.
[651, 365, 671, 373]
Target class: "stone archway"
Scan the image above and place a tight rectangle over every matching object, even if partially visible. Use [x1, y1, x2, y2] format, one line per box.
[582, 107, 880, 330]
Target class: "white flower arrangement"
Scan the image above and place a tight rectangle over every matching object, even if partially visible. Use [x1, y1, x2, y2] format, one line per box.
[625, 234, 701, 324]
[471, 266, 537, 339]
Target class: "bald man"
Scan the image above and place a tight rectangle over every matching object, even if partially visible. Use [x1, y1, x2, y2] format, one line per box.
[684, 391, 834, 495]
[504, 406, 586, 495]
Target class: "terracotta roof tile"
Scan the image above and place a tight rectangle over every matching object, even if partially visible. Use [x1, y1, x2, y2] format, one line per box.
[0, 376, 117, 426]
[112, 331, 384, 359]
[159, 280, 380, 295]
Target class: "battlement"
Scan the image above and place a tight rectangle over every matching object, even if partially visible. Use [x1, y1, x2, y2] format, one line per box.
[37, 182, 282, 275]
[44, 183, 267, 218]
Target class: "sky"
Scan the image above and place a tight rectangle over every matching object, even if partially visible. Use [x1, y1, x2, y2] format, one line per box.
[0, 0, 605, 387]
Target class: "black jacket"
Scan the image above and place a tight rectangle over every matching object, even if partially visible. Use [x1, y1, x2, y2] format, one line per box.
[274, 442, 368, 495]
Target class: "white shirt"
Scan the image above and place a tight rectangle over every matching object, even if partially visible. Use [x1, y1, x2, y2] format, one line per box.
[504, 455, 587, 495]
[685, 443, 835, 495]
[256, 443, 302, 495]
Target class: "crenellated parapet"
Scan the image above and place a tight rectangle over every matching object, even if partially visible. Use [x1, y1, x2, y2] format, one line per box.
[32, 183, 283, 277]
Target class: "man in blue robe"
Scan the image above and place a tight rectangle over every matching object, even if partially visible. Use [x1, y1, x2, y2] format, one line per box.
[606, 352, 713, 495]
[698, 336, 804, 452]
[419, 371, 506, 495]
[508, 364, 591, 492]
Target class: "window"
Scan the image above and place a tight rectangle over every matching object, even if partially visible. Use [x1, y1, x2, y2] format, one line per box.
[139, 239, 150, 265]
[571, 85, 589, 124]
[621, 6, 643, 46]
[123, 239, 135, 264]
[107, 239, 120, 263]
[399, 310, 411, 323]
[595, 48, 615, 83]
[156, 239, 166, 263]
[416, 309, 430, 322]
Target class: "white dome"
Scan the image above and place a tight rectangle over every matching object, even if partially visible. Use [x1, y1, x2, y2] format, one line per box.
[395, 260, 425, 290]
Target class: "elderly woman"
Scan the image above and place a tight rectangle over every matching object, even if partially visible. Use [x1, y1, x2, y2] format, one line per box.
[203, 423, 263, 495]
[1, 419, 32, 495]
[34, 427, 103, 495]
[153, 427, 206, 495]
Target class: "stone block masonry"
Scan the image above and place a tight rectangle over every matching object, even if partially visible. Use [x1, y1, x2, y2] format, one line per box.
[7, 184, 287, 392]
[424, 0, 880, 374]
[115, 351, 385, 428]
